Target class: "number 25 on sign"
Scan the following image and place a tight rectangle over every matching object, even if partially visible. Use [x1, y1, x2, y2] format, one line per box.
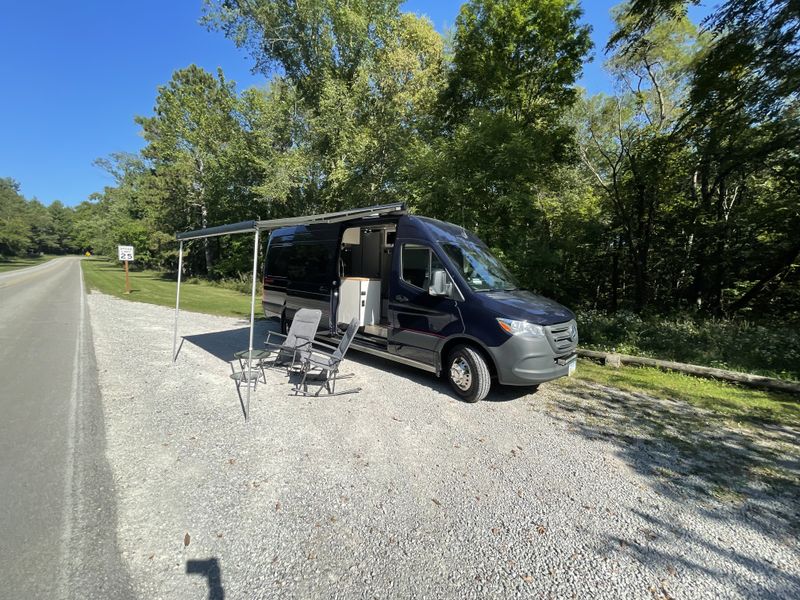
[117, 245, 134, 294]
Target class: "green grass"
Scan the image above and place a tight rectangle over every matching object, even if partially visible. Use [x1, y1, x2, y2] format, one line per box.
[565, 358, 800, 427]
[81, 258, 255, 318]
[0, 254, 58, 273]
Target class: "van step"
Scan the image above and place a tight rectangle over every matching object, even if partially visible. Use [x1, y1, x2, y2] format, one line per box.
[363, 324, 388, 338]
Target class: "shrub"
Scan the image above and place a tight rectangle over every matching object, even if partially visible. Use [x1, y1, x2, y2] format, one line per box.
[577, 310, 800, 381]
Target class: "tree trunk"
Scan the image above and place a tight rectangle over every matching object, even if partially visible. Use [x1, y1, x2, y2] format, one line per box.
[610, 241, 619, 313]
[632, 247, 649, 313]
[727, 238, 800, 314]
[201, 203, 213, 274]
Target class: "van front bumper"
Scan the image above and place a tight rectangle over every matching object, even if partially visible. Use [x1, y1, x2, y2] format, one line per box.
[488, 335, 577, 386]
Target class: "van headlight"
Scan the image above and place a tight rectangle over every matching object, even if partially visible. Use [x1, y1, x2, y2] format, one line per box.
[496, 318, 545, 337]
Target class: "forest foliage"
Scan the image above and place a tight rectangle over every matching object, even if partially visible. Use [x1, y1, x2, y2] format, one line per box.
[2, 0, 798, 324]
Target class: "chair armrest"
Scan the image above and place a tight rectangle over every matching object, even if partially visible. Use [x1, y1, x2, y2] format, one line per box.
[293, 334, 315, 348]
[304, 349, 342, 368]
[306, 338, 339, 352]
[264, 330, 288, 348]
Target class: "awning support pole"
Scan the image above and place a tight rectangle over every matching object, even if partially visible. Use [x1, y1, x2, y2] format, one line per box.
[245, 229, 260, 420]
[172, 240, 184, 363]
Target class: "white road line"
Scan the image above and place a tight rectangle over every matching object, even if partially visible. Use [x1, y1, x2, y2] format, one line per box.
[57, 260, 84, 599]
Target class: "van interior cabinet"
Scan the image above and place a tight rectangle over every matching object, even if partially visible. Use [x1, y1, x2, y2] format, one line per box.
[338, 277, 381, 327]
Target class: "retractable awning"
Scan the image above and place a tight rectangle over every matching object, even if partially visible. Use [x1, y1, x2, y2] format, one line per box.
[171, 202, 407, 420]
[175, 202, 406, 241]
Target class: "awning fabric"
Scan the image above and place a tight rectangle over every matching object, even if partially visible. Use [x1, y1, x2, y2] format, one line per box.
[175, 202, 406, 241]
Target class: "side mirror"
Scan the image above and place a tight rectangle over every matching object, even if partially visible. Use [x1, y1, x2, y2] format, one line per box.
[429, 269, 452, 297]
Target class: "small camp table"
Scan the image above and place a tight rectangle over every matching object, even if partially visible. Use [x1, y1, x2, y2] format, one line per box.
[233, 348, 273, 385]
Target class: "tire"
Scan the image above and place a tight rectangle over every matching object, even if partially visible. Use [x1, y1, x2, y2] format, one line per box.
[280, 312, 289, 335]
[446, 344, 491, 403]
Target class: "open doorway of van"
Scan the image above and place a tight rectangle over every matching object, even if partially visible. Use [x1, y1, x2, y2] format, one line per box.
[338, 224, 396, 340]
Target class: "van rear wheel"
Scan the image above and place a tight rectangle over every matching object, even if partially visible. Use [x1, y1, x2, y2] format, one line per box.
[280, 312, 289, 335]
[447, 345, 491, 403]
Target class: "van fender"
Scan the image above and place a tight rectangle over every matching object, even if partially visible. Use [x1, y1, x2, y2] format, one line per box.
[435, 334, 499, 379]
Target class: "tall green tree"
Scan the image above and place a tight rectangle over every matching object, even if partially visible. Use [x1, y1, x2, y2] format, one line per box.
[136, 65, 248, 274]
[416, 0, 591, 293]
[578, 11, 699, 312]
[0, 178, 32, 256]
[205, 0, 445, 211]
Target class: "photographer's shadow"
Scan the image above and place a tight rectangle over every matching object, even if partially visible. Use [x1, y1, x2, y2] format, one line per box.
[187, 558, 224, 600]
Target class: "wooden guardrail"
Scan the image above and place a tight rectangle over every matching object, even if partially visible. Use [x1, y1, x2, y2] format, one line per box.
[577, 349, 800, 395]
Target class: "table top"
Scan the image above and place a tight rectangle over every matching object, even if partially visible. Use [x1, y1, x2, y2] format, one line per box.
[234, 349, 273, 360]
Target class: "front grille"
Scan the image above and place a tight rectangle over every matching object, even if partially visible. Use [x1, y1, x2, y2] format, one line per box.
[545, 320, 578, 356]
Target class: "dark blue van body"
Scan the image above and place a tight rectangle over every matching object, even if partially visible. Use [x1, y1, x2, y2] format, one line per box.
[263, 213, 578, 401]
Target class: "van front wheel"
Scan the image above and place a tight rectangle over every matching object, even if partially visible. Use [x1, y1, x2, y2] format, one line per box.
[446, 345, 491, 403]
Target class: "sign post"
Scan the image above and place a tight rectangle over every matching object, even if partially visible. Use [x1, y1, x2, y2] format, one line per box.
[117, 245, 135, 294]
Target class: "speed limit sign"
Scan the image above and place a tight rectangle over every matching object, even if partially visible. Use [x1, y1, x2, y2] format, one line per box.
[117, 245, 134, 294]
[117, 245, 134, 261]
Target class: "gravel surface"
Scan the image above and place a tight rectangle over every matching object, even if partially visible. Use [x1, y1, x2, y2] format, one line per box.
[87, 292, 799, 599]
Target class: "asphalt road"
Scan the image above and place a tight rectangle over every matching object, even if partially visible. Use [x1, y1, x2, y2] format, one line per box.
[0, 258, 133, 600]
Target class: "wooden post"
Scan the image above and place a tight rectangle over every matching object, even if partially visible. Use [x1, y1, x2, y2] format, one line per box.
[123, 259, 131, 294]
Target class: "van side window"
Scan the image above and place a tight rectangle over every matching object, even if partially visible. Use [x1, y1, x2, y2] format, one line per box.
[287, 243, 332, 284]
[401, 244, 444, 290]
[266, 245, 290, 278]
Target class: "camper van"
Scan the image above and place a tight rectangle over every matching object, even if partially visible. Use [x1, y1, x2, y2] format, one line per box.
[262, 209, 578, 402]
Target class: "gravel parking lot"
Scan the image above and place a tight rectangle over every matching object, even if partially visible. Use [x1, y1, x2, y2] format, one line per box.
[87, 292, 799, 599]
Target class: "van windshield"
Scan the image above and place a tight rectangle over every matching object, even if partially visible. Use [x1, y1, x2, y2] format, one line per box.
[441, 240, 519, 292]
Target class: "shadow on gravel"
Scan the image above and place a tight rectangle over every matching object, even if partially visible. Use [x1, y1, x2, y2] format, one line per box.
[550, 381, 800, 596]
[182, 321, 273, 363]
[183, 320, 540, 405]
[186, 558, 225, 600]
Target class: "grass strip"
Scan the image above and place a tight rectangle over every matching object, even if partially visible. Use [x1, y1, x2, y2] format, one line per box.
[81, 257, 255, 318]
[562, 358, 800, 428]
[0, 254, 59, 273]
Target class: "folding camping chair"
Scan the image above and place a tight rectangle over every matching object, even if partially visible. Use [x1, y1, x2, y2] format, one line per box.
[264, 308, 322, 372]
[292, 318, 361, 397]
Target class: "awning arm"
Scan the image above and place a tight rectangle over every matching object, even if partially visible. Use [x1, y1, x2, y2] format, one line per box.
[172, 240, 184, 362]
[245, 228, 260, 421]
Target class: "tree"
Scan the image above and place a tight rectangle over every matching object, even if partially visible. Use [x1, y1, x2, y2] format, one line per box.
[136, 65, 246, 274]
[206, 1, 446, 213]
[414, 0, 590, 294]
[0, 178, 31, 256]
[578, 11, 700, 312]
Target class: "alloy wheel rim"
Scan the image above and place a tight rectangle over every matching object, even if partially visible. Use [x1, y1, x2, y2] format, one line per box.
[450, 357, 472, 391]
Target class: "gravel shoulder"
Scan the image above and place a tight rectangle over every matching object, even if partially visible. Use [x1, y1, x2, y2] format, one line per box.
[87, 292, 799, 599]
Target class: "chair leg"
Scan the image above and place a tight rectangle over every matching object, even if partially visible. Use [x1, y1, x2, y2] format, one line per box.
[294, 367, 309, 396]
[329, 370, 337, 394]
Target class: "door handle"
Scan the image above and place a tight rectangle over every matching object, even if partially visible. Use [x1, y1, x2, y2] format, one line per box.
[319, 286, 329, 292]
[395, 294, 408, 303]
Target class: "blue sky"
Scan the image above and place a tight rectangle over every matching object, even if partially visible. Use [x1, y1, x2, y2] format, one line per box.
[0, 1, 710, 207]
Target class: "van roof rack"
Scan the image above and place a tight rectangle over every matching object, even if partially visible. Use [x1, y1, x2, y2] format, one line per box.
[175, 202, 406, 241]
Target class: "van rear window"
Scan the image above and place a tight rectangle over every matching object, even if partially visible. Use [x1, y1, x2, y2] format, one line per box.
[266, 245, 290, 278]
[287, 244, 333, 284]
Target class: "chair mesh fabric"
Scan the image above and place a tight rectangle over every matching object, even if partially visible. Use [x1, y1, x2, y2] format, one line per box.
[275, 308, 321, 363]
[336, 318, 360, 359]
